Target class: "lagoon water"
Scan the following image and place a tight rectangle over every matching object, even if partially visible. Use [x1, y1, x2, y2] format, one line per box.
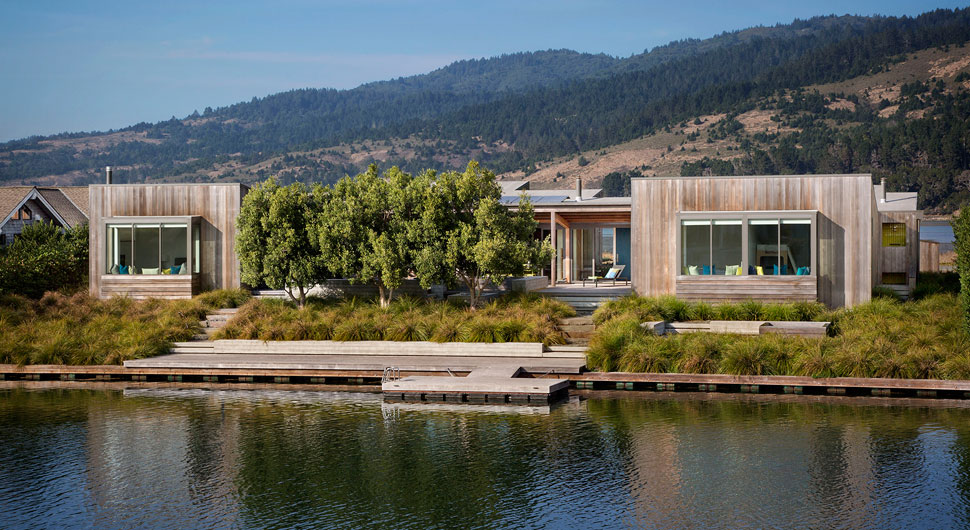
[2, 387, 970, 530]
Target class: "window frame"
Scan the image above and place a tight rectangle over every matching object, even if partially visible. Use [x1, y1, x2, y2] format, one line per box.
[102, 216, 201, 276]
[676, 210, 817, 277]
[882, 222, 906, 247]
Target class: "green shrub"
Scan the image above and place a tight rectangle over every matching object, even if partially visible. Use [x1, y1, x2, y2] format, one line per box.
[912, 272, 960, 300]
[954, 208, 970, 333]
[0, 221, 88, 298]
[872, 286, 902, 301]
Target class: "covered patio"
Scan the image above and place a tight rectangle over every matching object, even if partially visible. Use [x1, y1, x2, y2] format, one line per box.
[533, 198, 632, 286]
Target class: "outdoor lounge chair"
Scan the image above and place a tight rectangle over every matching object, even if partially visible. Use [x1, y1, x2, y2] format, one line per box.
[582, 265, 627, 287]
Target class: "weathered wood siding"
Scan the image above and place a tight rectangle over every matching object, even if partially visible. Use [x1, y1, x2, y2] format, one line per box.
[676, 276, 817, 303]
[920, 240, 940, 272]
[878, 211, 921, 289]
[101, 275, 200, 299]
[89, 184, 246, 298]
[630, 175, 874, 307]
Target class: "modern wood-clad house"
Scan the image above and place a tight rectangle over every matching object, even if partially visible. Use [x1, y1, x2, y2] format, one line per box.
[88, 183, 248, 299]
[83, 173, 918, 307]
[629, 174, 922, 307]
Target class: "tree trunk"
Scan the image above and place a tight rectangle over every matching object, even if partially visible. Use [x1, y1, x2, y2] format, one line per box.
[284, 286, 300, 307]
[285, 285, 307, 308]
[462, 275, 481, 310]
[377, 282, 393, 308]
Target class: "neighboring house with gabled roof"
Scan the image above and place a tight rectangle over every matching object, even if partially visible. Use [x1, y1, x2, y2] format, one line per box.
[0, 186, 89, 246]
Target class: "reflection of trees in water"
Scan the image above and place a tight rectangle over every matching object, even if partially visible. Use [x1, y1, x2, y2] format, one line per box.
[6, 388, 970, 529]
[585, 396, 970, 529]
[231, 399, 632, 529]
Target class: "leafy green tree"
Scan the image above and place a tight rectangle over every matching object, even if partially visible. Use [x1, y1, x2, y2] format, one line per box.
[415, 162, 552, 308]
[314, 165, 426, 308]
[953, 207, 970, 333]
[236, 179, 327, 307]
[0, 221, 88, 298]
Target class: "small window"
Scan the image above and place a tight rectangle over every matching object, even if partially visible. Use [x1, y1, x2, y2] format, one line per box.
[882, 272, 906, 285]
[882, 223, 906, 247]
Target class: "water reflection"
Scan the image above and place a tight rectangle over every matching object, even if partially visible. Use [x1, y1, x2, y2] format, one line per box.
[1, 387, 970, 529]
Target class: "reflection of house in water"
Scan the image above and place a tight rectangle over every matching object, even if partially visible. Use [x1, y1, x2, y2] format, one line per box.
[620, 401, 896, 527]
[83, 393, 243, 524]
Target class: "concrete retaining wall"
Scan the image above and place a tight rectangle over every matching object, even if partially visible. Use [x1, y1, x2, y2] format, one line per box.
[308, 278, 427, 299]
[503, 276, 549, 293]
[208, 339, 583, 358]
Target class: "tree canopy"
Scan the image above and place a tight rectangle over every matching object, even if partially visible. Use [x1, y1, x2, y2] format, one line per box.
[415, 162, 552, 307]
[314, 165, 427, 307]
[236, 179, 328, 307]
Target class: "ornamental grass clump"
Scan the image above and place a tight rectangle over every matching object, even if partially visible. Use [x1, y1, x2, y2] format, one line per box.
[0, 289, 247, 366]
[593, 295, 832, 325]
[585, 292, 970, 379]
[214, 292, 569, 346]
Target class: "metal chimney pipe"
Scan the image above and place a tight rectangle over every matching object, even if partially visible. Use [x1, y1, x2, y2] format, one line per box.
[106, 166, 113, 185]
[880, 177, 886, 203]
[575, 178, 583, 201]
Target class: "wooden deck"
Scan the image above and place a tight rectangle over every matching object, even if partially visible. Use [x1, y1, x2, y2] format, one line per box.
[535, 284, 632, 314]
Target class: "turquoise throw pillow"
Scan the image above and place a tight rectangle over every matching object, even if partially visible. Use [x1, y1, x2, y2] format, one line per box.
[170, 266, 180, 274]
[119, 265, 128, 275]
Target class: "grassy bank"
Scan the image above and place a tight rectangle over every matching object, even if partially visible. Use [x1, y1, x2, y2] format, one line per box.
[587, 293, 970, 380]
[0, 289, 250, 366]
[215, 293, 575, 346]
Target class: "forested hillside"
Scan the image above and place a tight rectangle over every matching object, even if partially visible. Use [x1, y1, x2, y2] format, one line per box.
[3, 9, 970, 212]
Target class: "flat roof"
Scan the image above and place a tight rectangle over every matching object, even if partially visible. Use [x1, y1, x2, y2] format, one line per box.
[90, 182, 247, 187]
[631, 173, 872, 180]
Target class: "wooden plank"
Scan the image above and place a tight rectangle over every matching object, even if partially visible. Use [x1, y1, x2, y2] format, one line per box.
[920, 240, 940, 272]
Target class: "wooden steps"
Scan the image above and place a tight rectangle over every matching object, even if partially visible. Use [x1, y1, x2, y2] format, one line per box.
[191, 308, 239, 341]
[558, 316, 594, 345]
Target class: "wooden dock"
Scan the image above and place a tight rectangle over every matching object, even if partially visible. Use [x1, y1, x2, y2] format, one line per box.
[382, 365, 570, 405]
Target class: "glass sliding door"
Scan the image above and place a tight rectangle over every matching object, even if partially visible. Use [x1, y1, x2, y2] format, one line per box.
[600, 228, 615, 268]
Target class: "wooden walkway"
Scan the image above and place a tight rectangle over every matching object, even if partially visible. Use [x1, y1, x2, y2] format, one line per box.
[3, 364, 970, 399]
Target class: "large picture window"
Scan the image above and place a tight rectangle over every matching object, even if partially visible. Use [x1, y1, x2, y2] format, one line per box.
[679, 213, 815, 277]
[106, 220, 199, 275]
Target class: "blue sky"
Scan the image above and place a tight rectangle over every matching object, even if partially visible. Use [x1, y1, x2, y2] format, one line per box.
[0, 0, 966, 142]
